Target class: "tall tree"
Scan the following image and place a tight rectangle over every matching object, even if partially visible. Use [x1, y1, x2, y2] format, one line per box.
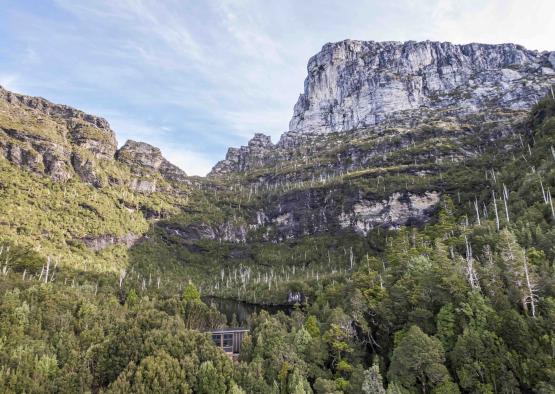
[387, 326, 451, 394]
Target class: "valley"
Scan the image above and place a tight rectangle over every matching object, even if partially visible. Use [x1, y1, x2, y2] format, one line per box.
[1, 40, 555, 393]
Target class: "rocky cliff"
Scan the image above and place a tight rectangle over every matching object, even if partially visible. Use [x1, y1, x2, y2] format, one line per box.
[206, 40, 555, 241]
[288, 40, 555, 135]
[212, 41, 555, 179]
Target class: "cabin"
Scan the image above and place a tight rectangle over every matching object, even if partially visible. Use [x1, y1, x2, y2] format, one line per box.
[209, 328, 249, 356]
[287, 291, 306, 304]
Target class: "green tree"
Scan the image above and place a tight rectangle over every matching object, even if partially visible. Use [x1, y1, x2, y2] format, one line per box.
[287, 368, 313, 394]
[387, 326, 451, 393]
[450, 327, 518, 394]
[108, 350, 190, 393]
[126, 289, 138, 308]
[182, 282, 201, 302]
[294, 327, 313, 354]
[323, 324, 352, 368]
[435, 303, 456, 351]
[304, 315, 321, 338]
[196, 361, 226, 394]
[362, 361, 386, 394]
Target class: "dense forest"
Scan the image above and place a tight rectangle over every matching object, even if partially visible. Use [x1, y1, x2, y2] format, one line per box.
[0, 95, 554, 393]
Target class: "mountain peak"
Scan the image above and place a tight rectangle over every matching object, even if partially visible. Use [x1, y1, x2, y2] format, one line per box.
[116, 139, 187, 182]
[209, 132, 273, 177]
[289, 40, 555, 135]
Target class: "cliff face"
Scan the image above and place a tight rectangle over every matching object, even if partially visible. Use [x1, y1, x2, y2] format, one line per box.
[0, 86, 194, 272]
[209, 133, 274, 176]
[206, 40, 555, 241]
[0, 86, 118, 182]
[116, 140, 188, 192]
[288, 40, 555, 135]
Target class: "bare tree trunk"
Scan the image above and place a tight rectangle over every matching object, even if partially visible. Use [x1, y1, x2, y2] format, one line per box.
[474, 198, 481, 225]
[540, 178, 548, 203]
[492, 191, 500, 231]
[522, 254, 538, 318]
[44, 256, 50, 283]
[548, 190, 555, 219]
[464, 236, 480, 290]
[119, 269, 127, 288]
[503, 196, 510, 224]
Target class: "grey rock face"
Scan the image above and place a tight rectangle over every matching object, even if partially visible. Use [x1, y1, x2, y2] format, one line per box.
[209, 133, 273, 177]
[0, 86, 119, 182]
[0, 127, 73, 181]
[338, 191, 440, 235]
[289, 40, 555, 134]
[159, 222, 247, 243]
[1, 87, 189, 187]
[0, 86, 117, 158]
[72, 153, 102, 187]
[81, 233, 141, 251]
[243, 186, 441, 241]
[129, 178, 157, 194]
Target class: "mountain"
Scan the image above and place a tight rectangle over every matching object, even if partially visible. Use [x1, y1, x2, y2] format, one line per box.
[0, 85, 192, 272]
[289, 40, 555, 135]
[2, 40, 554, 285]
[2, 39, 555, 393]
[208, 40, 555, 241]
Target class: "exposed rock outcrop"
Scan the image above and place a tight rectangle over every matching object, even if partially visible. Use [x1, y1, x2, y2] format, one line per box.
[116, 140, 188, 185]
[159, 222, 247, 243]
[0, 87, 188, 188]
[0, 85, 117, 182]
[72, 152, 102, 187]
[0, 85, 117, 158]
[245, 187, 441, 241]
[81, 233, 142, 252]
[209, 133, 274, 177]
[288, 40, 555, 135]
[338, 191, 440, 235]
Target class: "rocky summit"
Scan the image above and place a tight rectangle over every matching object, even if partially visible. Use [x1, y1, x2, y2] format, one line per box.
[212, 40, 555, 178]
[288, 40, 555, 135]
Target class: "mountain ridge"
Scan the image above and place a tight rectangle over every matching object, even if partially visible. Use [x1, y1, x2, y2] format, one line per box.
[210, 40, 554, 178]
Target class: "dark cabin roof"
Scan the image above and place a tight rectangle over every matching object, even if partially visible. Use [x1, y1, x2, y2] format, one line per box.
[208, 328, 249, 334]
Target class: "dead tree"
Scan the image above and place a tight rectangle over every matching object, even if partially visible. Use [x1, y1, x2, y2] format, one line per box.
[492, 191, 500, 231]
[474, 198, 481, 225]
[464, 236, 480, 290]
[522, 253, 539, 318]
[119, 269, 127, 288]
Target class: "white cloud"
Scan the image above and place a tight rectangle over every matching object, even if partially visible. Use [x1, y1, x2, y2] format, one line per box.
[158, 145, 215, 177]
[0, 73, 22, 92]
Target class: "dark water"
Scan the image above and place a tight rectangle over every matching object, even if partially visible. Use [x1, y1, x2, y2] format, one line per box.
[203, 296, 293, 326]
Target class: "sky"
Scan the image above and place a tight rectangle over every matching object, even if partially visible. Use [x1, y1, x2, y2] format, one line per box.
[0, 0, 554, 175]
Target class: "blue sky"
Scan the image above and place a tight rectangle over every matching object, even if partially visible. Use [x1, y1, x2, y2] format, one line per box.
[1, 0, 554, 175]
